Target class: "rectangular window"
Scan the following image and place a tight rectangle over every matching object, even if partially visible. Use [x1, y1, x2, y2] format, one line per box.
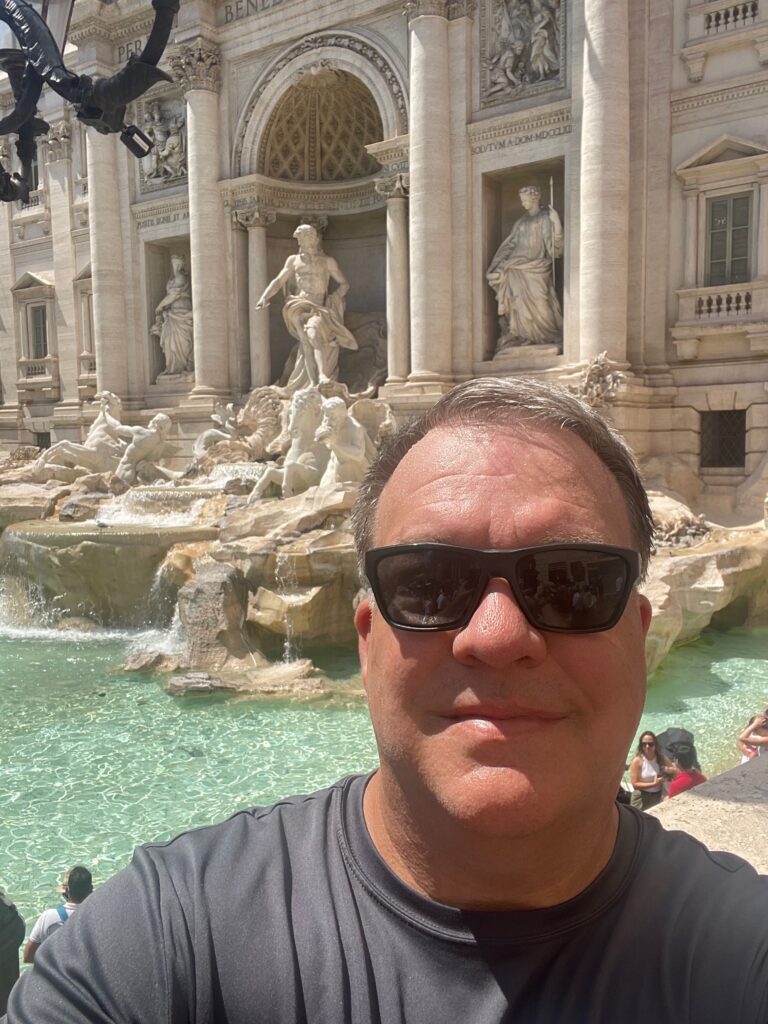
[28, 304, 48, 360]
[34, 432, 51, 450]
[700, 410, 746, 469]
[706, 193, 752, 286]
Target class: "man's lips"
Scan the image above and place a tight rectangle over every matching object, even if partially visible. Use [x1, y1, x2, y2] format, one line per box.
[443, 705, 568, 737]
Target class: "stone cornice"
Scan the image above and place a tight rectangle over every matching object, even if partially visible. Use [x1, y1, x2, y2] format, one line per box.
[168, 40, 222, 93]
[68, 9, 155, 46]
[671, 71, 768, 117]
[365, 134, 409, 174]
[467, 102, 571, 155]
[221, 172, 384, 215]
[131, 193, 190, 230]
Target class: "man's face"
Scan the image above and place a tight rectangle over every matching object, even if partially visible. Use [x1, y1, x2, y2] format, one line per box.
[355, 424, 651, 838]
[520, 190, 539, 212]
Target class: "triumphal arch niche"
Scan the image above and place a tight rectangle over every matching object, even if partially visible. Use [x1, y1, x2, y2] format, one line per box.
[229, 34, 409, 395]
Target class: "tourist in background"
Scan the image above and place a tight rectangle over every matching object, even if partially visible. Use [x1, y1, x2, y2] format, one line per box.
[0, 888, 24, 1015]
[22, 867, 92, 964]
[629, 731, 674, 810]
[737, 711, 768, 763]
[666, 745, 707, 798]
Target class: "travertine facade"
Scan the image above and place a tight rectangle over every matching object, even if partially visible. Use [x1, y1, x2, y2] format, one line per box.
[1, 0, 767, 520]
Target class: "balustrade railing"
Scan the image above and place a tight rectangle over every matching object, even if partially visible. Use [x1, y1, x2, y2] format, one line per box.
[704, 2, 758, 34]
[18, 355, 55, 380]
[695, 290, 752, 317]
[78, 353, 97, 376]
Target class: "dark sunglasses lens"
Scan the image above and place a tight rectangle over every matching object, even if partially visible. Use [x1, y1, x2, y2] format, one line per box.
[513, 549, 632, 631]
[374, 548, 482, 628]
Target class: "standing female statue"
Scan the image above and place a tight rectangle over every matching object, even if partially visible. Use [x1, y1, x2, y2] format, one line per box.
[152, 254, 194, 377]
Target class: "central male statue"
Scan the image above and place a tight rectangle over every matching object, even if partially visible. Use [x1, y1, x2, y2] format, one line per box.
[255, 223, 358, 390]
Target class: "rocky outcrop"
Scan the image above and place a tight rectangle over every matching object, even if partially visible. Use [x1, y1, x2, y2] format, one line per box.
[0, 482, 71, 531]
[164, 659, 327, 698]
[643, 526, 768, 673]
[176, 562, 264, 671]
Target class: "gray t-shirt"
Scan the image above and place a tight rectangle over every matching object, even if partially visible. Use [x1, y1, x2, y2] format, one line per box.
[6, 773, 768, 1023]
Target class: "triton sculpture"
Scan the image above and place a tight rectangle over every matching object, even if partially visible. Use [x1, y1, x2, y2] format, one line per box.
[0, 0, 179, 202]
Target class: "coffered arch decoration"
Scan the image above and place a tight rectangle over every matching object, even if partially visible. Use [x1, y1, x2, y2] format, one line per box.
[233, 32, 408, 179]
[259, 69, 383, 182]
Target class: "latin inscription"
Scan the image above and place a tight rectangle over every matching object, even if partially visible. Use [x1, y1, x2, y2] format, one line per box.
[117, 38, 145, 63]
[222, 0, 286, 23]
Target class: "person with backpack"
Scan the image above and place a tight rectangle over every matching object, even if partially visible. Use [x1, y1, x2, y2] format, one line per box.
[22, 867, 92, 964]
[0, 888, 24, 1015]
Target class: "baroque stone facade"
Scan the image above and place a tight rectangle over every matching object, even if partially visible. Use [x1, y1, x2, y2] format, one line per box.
[0, 0, 766, 523]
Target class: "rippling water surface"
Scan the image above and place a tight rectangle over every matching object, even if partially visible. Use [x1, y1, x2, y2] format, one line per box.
[2, 624, 766, 927]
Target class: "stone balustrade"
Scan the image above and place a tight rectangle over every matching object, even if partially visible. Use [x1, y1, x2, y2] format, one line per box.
[16, 354, 59, 401]
[704, 2, 759, 34]
[676, 280, 766, 322]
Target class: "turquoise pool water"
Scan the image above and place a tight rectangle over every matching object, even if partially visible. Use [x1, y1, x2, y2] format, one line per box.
[1, 624, 766, 929]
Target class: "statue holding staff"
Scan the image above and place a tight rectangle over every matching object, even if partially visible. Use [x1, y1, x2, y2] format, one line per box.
[487, 184, 564, 352]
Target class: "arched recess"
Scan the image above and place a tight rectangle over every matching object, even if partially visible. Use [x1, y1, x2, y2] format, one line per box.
[232, 32, 408, 179]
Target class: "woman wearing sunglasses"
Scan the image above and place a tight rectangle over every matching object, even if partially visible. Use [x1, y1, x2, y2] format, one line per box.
[629, 731, 675, 810]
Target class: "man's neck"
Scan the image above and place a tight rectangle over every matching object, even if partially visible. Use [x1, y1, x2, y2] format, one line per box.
[363, 771, 619, 911]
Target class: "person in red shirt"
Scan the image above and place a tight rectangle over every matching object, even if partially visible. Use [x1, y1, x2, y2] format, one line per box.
[667, 745, 707, 798]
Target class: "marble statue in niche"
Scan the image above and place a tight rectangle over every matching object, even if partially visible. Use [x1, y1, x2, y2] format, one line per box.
[486, 184, 563, 353]
[152, 254, 195, 379]
[483, 0, 562, 103]
[142, 101, 187, 183]
[255, 223, 358, 391]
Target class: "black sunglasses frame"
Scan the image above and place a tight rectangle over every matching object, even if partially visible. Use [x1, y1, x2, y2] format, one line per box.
[364, 542, 642, 635]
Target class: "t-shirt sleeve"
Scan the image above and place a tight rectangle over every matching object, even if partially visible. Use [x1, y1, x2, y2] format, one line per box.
[5, 848, 190, 1024]
[27, 911, 52, 946]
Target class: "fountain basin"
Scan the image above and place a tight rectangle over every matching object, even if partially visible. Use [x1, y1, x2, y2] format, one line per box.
[1, 520, 219, 626]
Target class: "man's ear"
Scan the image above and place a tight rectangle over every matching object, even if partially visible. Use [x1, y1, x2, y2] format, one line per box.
[354, 595, 373, 687]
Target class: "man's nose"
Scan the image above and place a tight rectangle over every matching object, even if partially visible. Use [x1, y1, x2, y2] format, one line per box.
[451, 577, 548, 668]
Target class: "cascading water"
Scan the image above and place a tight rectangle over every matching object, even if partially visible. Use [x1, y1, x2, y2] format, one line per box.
[275, 547, 302, 663]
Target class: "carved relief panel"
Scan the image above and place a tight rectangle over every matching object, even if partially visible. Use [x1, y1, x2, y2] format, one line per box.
[135, 94, 188, 193]
[480, 0, 565, 108]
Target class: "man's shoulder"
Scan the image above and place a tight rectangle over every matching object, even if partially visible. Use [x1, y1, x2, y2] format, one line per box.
[628, 805, 767, 904]
[139, 775, 358, 874]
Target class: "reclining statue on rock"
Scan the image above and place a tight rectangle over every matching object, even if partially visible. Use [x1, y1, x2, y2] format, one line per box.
[248, 388, 330, 502]
[30, 391, 128, 482]
[193, 402, 239, 459]
[115, 413, 179, 487]
[315, 397, 376, 491]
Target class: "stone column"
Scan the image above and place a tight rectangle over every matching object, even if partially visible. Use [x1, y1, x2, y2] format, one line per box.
[43, 121, 79, 406]
[234, 208, 276, 389]
[579, 0, 630, 362]
[405, 0, 453, 381]
[376, 175, 410, 382]
[86, 132, 129, 396]
[169, 40, 230, 398]
[758, 175, 768, 280]
[683, 187, 699, 288]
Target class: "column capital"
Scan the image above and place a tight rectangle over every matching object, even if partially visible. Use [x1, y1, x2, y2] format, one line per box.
[403, 0, 448, 20]
[168, 39, 221, 93]
[233, 208, 277, 230]
[41, 121, 72, 163]
[447, 0, 476, 18]
[375, 173, 409, 199]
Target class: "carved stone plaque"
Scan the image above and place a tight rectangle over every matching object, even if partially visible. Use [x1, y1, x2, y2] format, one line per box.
[480, 0, 566, 108]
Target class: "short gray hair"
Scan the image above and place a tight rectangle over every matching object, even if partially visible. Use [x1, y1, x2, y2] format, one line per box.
[351, 377, 654, 577]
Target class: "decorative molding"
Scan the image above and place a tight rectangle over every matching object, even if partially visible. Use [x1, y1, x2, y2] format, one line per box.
[232, 208, 276, 230]
[233, 32, 408, 175]
[131, 193, 190, 230]
[168, 40, 221, 94]
[467, 102, 571, 155]
[447, 0, 476, 17]
[374, 173, 409, 199]
[479, 0, 566, 109]
[41, 121, 72, 163]
[135, 93, 188, 193]
[366, 135, 409, 174]
[671, 71, 768, 117]
[221, 172, 384, 215]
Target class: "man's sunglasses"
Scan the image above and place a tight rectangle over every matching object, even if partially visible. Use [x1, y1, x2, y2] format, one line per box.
[365, 543, 641, 634]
